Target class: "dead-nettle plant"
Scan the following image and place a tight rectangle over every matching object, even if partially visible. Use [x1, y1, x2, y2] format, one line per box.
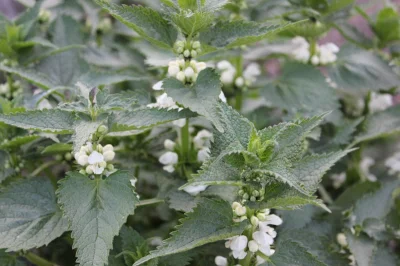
[0, 0, 399, 266]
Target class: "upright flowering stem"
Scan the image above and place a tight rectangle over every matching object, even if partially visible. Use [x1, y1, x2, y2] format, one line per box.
[234, 56, 244, 111]
[181, 118, 190, 162]
[309, 38, 318, 58]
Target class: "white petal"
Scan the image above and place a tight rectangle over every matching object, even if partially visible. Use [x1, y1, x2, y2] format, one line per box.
[219, 91, 227, 103]
[93, 165, 104, 175]
[152, 81, 164, 91]
[159, 151, 179, 165]
[243, 63, 261, 80]
[253, 231, 273, 246]
[230, 235, 248, 251]
[172, 118, 186, 128]
[265, 214, 283, 226]
[183, 185, 208, 196]
[163, 164, 175, 173]
[215, 256, 228, 266]
[197, 148, 210, 162]
[103, 144, 114, 153]
[88, 151, 104, 164]
[164, 139, 176, 150]
[77, 154, 88, 166]
[103, 151, 115, 161]
[232, 250, 247, 260]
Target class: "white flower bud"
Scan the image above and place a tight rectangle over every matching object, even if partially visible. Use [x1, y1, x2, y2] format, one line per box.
[152, 81, 163, 91]
[176, 71, 186, 83]
[219, 91, 227, 103]
[191, 50, 197, 58]
[217, 60, 233, 70]
[251, 216, 259, 226]
[99, 161, 107, 168]
[196, 62, 207, 72]
[192, 41, 201, 49]
[164, 139, 176, 150]
[197, 148, 209, 162]
[310, 55, 319, 65]
[248, 240, 259, 252]
[336, 233, 347, 247]
[175, 40, 184, 48]
[220, 70, 235, 85]
[103, 144, 114, 153]
[103, 151, 115, 161]
[232, 202, 241, 210]
[168, 65, 180, 77]
[184, 67, 195, 78]
[77, 154, 88, 166]
[86, 165, 94, 174]
[183, 49, 190, 57]
[257, 213, 266, 221]
[130, 178, 137, 187]
[215, 256, 228, 266]
[235, 77, 245, 87]
[163, 164, 175, 173]
[234, 206, 247, 216]
[159, 151, 178, 165]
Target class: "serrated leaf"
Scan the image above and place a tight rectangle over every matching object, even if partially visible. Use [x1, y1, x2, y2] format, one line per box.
[266, 240, 326, 266]
[163, 68, 224, 132]
[133, 198, 249, 266]
[0, 177, 69, 251]
[0, 135, 40, 150]
[79, 70, 150, 89]
[167, 190, 199, 212]
[200, 20, 300, 49]
[327, 45, 400, 93]
[111, 107, 196, 132]
[72, 118, 105, 153]
[57, 171, 139, 266]
[0, 109, 77, 133]
[249, 182, 329, 212]
[353, 105, 400, 145]
[260, 63, 340, 121]
[96, 1, 177, 49]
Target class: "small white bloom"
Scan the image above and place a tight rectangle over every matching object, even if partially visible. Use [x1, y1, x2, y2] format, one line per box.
[248, 240, 259, 252]
[360, 157, 377, 182]
[330, 172, 346, 189]
[234, 205, 247, 216]
[220, 69, 236, 85]
[163, 164, 175, 173]
[159, 151, 178, 165]
[176, 71, 186, 83]
[168, 64, 180, 77]
[369, 92, 392, 113]
[103, 151, 115, 161]
[219, 91, 227, 103]
[77, 154, 88, 166]
[214, 256, 228, 266]
[336, 233, 348, 247]
[192, 41, 201, 49]
[103, 144, 113, 153]
[196, 62, 207, 72]
[228, 235, 248, 259]
[311, 55, 320, 65]
[130, 178, 137, 187]
[243, 63, 261, 84]
[235, 77, 245, 87]
[197, 148, 210, 162]
[184, 67, 195, 78]
[217, 60, 234, 71]
[164, 139, 176, 151]
[264, 214, 283, 225]
[152, 81, 164, 91]
[385, 152, 400, 175]
[194, 129, 213, 149]
[183, 184, 208, 195]
[88, 151, 104, 165]
[172, 118, 186, 128]
[252, 231, 274, 256]
[183, 49, 190, 57]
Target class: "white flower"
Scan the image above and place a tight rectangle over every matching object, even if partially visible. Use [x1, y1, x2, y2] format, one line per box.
[251, 231, 274, 256]
[385, 152, 400, 175]
[243, 63, 261, 84]
[152, 81, 164, 91]
[360, 157, 377, 182]
[220, 69, 236, 85]
[103, 144, 113, 153]
[235, 77, 245, 87]
[232, 202, 247, 216]
[214, 256, 228, 266]
[176, 71, 186, 82]
[76, 153, 88, 166]
[0, 83, 9, 95]
[163, 164, 175, 173]
[319, 44, 338, 65]
[259, 214, 283, 226]
[193, 129, 213, 149]
[184, 67, 195, 78]
[168, 63, 180, 77]
[103, 151, 115, 161]
[159, 151, 178, 165]
[183, 184, 208, 195]
[147, 93, 178, 110]
[330, 172, 346, 189]
[311, 55, 320, 65]
[219, 91, 227, 103]
[336, 233, 348, 247]
[226, 235, 248, 259]
[88, 151, 104, 164]
[197, 148, 210, 162]
[130, 178, 137, 187]
[369, 92, 392, 113]
[164, 139, 176, 151]
[217, 60, 234, 71]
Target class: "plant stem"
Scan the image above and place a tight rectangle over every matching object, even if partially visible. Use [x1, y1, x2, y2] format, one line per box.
[318, 185, 333, 205]
[181, 118, 190, 160]
[136, 198, 165, 207]
[29, 160, 59, 178]
[235, 91, 243, 111]
[25, 252, 56, 266]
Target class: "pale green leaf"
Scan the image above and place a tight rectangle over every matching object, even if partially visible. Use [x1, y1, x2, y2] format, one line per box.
[163, 68, 224, 132]
[57, 171, 139, 266]
[133, 198, 249, 266]
[96, 1, 177, 49]
[0, 178, 69, 251]
[41, 143, 72, 155]
[0, 109, 77, 133]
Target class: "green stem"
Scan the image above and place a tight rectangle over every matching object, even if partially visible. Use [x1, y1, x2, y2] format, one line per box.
[136, 198, 165, 207]
[309, 38, 318, 57]
[235, 91, 243, 111]
[25, 252, 56, 266]
[181, 118, 190, 161]
[29, 161, 59, 178]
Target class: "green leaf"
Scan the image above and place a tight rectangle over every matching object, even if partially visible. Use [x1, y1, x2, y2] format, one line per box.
[266, 240, 326, 266]
[260, 63, 340, 121]
[0, 135, 40, 150]
[133, 198, 249, 266]
[327, 45, 400, 93]
[41, 143, 73, 155]
[0, 151, 14, 184]
[57, 171, 139, 266]
[0, 109, 77, 133]
[200, 20, 300, 49]
[0, 177, 69, 251]
[111, 107, 196, 132]
[374, 7, 400, 45]
[79, 70, 151, 89]
[96, 1, 177, 49]
[353, 105, 400, 145]
[163, 68, 224, 132]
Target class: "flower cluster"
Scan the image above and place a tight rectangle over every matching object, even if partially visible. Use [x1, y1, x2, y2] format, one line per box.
[0, 81, 22, 99]
[217, 61, 261, 88]
[385, 152, 400, 175]
[368, 92, 393, 113]
[360, 157, 377, 182]
[174, 40, 202, 59]
[168, 59, 207, 84]
[290, 37, 339, 65]
[216, 203, 283, 265]
[74, 142, 116, 176]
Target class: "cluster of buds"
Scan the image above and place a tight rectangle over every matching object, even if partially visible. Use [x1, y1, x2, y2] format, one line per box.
[55, 152, 73, 162]
[74, 125, 116, 177]
[3, 156, 24, 173]
[0, 81, 23, 99]
[174, 40, 202, 59]
[238, 185, 265, 202]
[218, 207, 282, 265]
[217, 61, 261, 88]
[38, 9, 51, 23]
[168, 59, 207, 84]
